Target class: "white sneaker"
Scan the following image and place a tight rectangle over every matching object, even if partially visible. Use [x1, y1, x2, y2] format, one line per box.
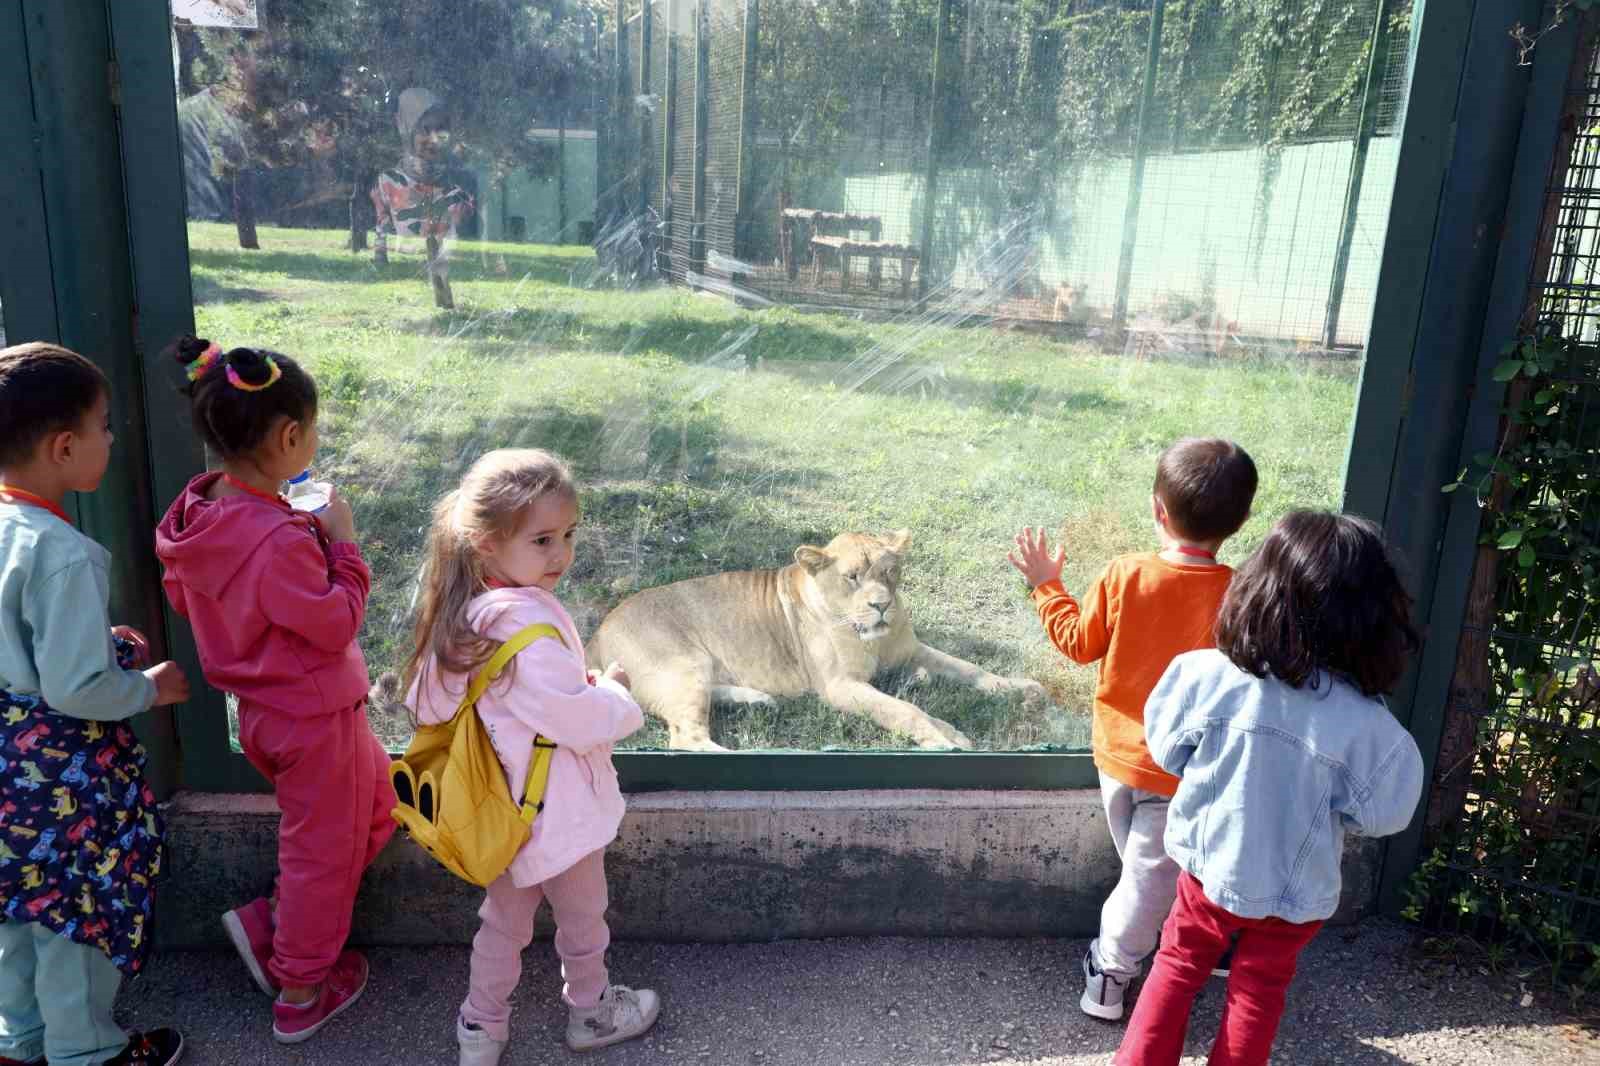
[566, 984, 661, 1052]
[1079, 946, 1132, 1021]
[457, 1016, 506, 1066]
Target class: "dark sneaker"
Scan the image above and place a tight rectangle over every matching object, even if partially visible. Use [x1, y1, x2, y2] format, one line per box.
[272, 950, 369, 1044]
[221, 896, 278, 996]
[1079, 946, 1131, 1021]
[106, 1029, 185, 1065]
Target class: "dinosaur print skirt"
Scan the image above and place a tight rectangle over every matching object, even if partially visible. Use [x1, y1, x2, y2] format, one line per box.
[0, 639, 164, 975]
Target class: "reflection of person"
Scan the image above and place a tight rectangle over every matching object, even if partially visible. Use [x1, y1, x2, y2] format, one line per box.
[402, 450, 659, 1064]
[370, 88, 476, 309]
[1116, 512, 1424, 1065]
[1007, 438, 1257, 1023]
[156, 337, 395, 1045]
[0, 343, 190, 1066]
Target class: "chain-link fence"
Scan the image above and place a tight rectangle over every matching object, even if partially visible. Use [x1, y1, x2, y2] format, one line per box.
[601, 0, 1412, 351]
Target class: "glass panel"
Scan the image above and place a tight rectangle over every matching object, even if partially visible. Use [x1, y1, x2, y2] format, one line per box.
[168, 0, 1416, 755]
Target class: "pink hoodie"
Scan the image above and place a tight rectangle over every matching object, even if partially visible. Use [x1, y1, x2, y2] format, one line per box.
[407, 586, 643, 887]
[155, 472, 372, 718]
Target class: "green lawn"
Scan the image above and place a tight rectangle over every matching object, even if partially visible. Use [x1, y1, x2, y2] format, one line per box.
[187, 221, 1360, 752]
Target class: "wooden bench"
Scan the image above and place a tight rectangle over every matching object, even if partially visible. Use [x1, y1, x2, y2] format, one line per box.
[808, 235, 921, 298]
[778, 204, 884, 279]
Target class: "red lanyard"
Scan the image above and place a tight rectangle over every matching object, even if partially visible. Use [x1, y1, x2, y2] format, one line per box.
[1173, 544, 1217, 562]
[223, 474, 288, 508]
[0, 485, 71, 525]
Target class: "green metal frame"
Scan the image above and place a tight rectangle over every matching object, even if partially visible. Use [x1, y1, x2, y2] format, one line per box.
[0, 1, 1576, 859]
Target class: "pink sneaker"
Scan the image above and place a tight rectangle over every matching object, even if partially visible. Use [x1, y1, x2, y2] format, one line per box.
[220, 897, 277, 997]
[271, 951, 369, 1045]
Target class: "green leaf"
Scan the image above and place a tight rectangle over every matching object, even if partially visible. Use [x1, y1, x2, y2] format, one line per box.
[1493, 359, 1523, 382]
[1441, 482, 1459, 493]
[1518, 542, 1536, 569]
[1525, 359, 1542, 376]
[1534, 388, 1554, 404]
[1498, 529, 1524, 550]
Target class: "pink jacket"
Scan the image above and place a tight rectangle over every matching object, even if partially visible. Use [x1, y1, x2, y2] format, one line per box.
[406, 587, 643, 886]
[155, 472, 372, 718]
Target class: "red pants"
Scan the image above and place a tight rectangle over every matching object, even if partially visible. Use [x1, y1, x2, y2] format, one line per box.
[1117, 872, 1323, 1066]
[239, 701, 397, 988]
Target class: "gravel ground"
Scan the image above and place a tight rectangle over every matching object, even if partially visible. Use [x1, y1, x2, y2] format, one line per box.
[118, 919, 1598, 1065]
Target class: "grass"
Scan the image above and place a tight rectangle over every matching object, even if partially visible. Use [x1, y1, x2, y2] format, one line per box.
[186, 221, 1360, 752]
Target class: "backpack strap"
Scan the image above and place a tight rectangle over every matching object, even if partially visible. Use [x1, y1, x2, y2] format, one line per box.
[462, 622, 567, 827]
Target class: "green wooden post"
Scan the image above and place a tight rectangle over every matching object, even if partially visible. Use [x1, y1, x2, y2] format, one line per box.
[734, 0, 759, 262]
[1339, 0, 1573, 911]
[613, 0, 629, 226]
[0, 0, 181, 795]
[558, 112, 568, 242]
[1323, 0, 1401, 350]
[917, 0, 955, 301]
[1111, 0, 1165, 332]
[691, 0, 709, 279]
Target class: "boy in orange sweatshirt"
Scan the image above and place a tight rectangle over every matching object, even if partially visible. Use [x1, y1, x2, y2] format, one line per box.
[1008, 438, 1257, 1022]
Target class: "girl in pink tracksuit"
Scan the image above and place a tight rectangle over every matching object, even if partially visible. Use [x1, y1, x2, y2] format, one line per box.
[403, 448, 658, 1066]
[154, 337, 395, 1046]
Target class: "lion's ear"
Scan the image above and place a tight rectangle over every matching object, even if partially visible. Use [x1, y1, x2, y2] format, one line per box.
[794, 545, 831, 573]
[885, 529, 912, 554]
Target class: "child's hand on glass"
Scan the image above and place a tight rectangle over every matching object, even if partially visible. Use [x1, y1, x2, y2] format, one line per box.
[601, 662, 631, 691]
[1007, 527, 1066, 590]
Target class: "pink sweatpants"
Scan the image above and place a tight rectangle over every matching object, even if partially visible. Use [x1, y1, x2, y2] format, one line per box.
[459, 849, 611, 1042]
[239, 700, 398, 989]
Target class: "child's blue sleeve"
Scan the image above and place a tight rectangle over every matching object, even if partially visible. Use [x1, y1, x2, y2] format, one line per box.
[1145, 658, 1200, 776]
[1347, 729, 1425, 838]
[29, 559, 155, 721]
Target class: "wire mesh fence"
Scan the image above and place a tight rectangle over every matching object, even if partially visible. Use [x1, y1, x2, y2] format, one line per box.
[602, 0, 1413, 352]
[1415, 31, 1600, 967]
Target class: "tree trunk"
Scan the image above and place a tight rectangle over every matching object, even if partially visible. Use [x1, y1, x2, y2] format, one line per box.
[233, 168, 260, 250]
[348, 167, 369, 253]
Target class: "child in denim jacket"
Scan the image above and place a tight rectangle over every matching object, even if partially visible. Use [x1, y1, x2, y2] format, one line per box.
[1117, 510, 1424, 1066]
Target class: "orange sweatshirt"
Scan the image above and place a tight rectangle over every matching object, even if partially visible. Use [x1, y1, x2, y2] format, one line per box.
[1031, 552, 1234, 796]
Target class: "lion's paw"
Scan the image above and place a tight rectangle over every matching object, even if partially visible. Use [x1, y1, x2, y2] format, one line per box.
[917, 719, 974, 750]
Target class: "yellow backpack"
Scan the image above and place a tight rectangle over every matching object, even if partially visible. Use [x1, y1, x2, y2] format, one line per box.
[389, 623, 562, 887]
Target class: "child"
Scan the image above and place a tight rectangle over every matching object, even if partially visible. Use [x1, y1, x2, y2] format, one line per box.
[154, 337, 396, 1044]
[403, 449, 658, 1065]
[1116, 511, 1425, 1065]
[370, 87, 476, 309]
[0, 343, 190, 1065]
[1007, 438, 1257, 1021]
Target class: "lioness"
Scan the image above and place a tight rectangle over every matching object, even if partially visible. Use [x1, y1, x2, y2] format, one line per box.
[586, 530, 1048, 750]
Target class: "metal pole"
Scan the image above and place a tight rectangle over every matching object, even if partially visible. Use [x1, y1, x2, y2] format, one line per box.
[1323, 0, 1400, 349]
[639, 2, 654, 217]
[734, 0, 759, 261]
[691, 0, 709, 279]
[918, 0, 955, 301]
[662, 0, 679, 264]
[612, 0, 628, 227]
[1112, 0, 1164, 331]
[558, 111, 568, 242]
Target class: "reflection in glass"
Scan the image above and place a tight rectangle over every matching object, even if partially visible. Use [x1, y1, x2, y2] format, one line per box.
[170, 0, 1414, 753]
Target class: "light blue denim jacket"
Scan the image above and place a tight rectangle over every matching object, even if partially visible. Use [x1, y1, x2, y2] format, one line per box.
[1145, 649, 1423, 924]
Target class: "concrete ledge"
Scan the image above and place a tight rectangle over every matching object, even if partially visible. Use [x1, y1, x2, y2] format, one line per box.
[156, 790, 1382, 950]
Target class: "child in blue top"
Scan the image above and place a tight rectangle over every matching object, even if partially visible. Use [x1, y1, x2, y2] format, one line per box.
[0, 344, 191, 1066]
[1117, 510, 1424, 1066]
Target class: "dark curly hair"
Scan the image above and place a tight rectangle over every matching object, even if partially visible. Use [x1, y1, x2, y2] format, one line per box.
[0, 343, 109, 468]
[171, 335, 318, 458]
[1215, 510, 1421, 697]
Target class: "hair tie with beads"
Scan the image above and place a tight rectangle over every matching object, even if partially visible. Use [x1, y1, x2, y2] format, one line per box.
[186, 342, 223, 382]
[226, 354, 282, 392]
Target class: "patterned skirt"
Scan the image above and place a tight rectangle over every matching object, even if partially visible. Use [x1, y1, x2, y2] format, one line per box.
[0, 639, 164, 975]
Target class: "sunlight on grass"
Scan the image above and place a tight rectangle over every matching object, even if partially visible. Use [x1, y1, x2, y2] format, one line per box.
[186, 222, 1359, 752]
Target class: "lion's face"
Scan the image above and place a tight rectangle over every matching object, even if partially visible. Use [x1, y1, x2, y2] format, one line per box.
[794, 530, 911, 642]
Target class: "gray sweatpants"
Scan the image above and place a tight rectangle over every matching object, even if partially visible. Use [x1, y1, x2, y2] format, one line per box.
[1091, 771, 1182, 979]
